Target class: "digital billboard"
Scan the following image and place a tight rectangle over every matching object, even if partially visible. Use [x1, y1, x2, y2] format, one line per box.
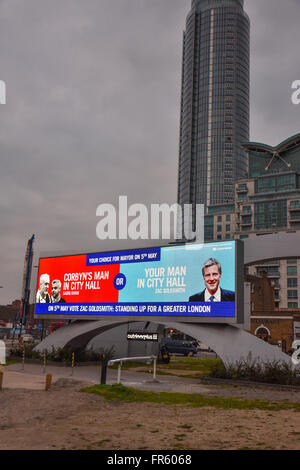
[34, 240, 244, 323]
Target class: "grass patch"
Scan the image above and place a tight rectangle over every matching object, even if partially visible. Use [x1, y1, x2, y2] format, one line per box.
[109, 361, 153, 370]
[109, 357, 221, 377]
[161, 357, 221, 373]
[2, 360, 18, 366]
[81, 383, 300, 412]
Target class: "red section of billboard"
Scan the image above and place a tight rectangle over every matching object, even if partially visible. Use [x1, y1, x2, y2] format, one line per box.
[37, 254, 120, 303]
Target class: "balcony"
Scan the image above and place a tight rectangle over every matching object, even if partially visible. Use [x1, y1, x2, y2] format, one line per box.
[236, 186, 248, 194]
[257, 269, 281, 278]
[256, 261, 280, 267]
[290, 212, 300, 223]
[289, 201, 300, 211]
[240, 222, 252, 228]
[240, 216, 252, 227]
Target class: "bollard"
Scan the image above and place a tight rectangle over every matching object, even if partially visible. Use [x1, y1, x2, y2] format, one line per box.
[100, 353, 108, 385]
[71, 352, 75, 376]
[43, 350, 47, 374]
[22, 347, 25, 371]
[153, 357, 157, 381]
[45, 373, 52, 391]
[0, 371, 3, 391]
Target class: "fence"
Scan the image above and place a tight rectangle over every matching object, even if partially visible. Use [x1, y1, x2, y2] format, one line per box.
[108, 355, 158, 384]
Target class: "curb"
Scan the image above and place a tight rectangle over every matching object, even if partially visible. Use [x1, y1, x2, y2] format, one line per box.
[201, 376, 300, 391]
[8, 357, 101, 368]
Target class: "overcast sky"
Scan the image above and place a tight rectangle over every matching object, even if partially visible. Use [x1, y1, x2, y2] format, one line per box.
[0, 0, 299, 304]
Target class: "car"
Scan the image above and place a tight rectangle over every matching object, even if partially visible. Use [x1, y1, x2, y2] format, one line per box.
[20, 334, 35, 343]
[160, 338, 197, 356]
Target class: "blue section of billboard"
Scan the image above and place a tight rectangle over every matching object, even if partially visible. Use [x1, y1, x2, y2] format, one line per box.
[35, 301, 235, 317]
[118, 241, 235, 303]
[86, 247, 161, 266]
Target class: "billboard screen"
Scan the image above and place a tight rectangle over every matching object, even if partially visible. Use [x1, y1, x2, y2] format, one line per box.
[34, 240, 243, 323]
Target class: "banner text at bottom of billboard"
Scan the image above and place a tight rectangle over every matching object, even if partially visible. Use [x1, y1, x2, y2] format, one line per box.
[35, 301, 235, 318]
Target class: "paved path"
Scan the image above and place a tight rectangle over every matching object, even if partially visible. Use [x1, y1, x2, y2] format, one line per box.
[2, 363, 300, 404]
[2, 362, 212, 394]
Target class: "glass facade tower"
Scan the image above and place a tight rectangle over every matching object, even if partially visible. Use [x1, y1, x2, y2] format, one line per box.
[177, 0, 250, 222]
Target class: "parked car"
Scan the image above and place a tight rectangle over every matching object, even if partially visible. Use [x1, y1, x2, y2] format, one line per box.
[19, 334, 35, 343]
[160, 338, 197, 356]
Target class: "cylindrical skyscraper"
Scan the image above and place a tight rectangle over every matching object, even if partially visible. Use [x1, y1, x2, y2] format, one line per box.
[177, 0, 250, 220]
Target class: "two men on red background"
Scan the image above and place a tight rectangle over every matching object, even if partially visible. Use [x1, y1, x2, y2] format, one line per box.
[36, 274, 66, 303]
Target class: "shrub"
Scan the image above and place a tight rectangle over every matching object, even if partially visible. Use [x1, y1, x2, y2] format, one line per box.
[10, 344, 115, 364]
[208, 352, 300, 386]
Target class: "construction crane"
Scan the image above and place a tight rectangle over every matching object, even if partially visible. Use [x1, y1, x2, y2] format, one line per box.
[16, 234, 35, 333]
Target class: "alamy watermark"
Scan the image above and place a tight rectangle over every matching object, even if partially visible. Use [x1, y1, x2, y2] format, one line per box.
[291, 80, 300, 105]
[291, 340, 300, 365]
[0, 80, 6, 104]
[96, 196, 204, 242]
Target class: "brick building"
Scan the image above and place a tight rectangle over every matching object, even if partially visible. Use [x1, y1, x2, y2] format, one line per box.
[247, 270, 299, 353]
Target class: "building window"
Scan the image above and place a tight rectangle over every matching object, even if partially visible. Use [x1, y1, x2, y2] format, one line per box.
[204, 216, 214, 241]
[225, 234, 230, 240]
[226, 224, 230, 232]
[277, 174, 295, 191]
[238, 193, 247, 202]
[287, 259, 298, 264]
[217, 216, 222, 222]
[217, 225, 222, 232]
[239, 235, 249, 239]
[288, 302, 298, 308]
[255, 174, 295, 194]
[257, 266, 279, 276]
[255, 176, 275, 194]
[226, 215, 231, 221]
[242, 205, 251, 214]
[241, 215, 251, 224]
[290, 200, 300, 209]
[287, 278, 298, 288]
[287, 266, 297, 276]
[254, 200, 287, 230]
[290, 211, 300, 220]
[287, 290, 298, 299]
[255, 326, 270, 341]
[217, 235, 222, 240]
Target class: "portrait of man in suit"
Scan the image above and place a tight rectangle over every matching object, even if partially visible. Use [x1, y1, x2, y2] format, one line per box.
[51, 280, 66, 303]
[36, 273, 51, 303]
[189, 257, 235, 302]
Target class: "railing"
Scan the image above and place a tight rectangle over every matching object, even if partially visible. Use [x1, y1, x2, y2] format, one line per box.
[108, 355, 158, 384]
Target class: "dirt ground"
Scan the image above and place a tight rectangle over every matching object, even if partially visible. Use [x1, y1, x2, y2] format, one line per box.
[1, 374, 300, 450]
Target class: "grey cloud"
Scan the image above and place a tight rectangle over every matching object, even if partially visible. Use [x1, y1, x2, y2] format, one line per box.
[0, 0, 299, 303]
